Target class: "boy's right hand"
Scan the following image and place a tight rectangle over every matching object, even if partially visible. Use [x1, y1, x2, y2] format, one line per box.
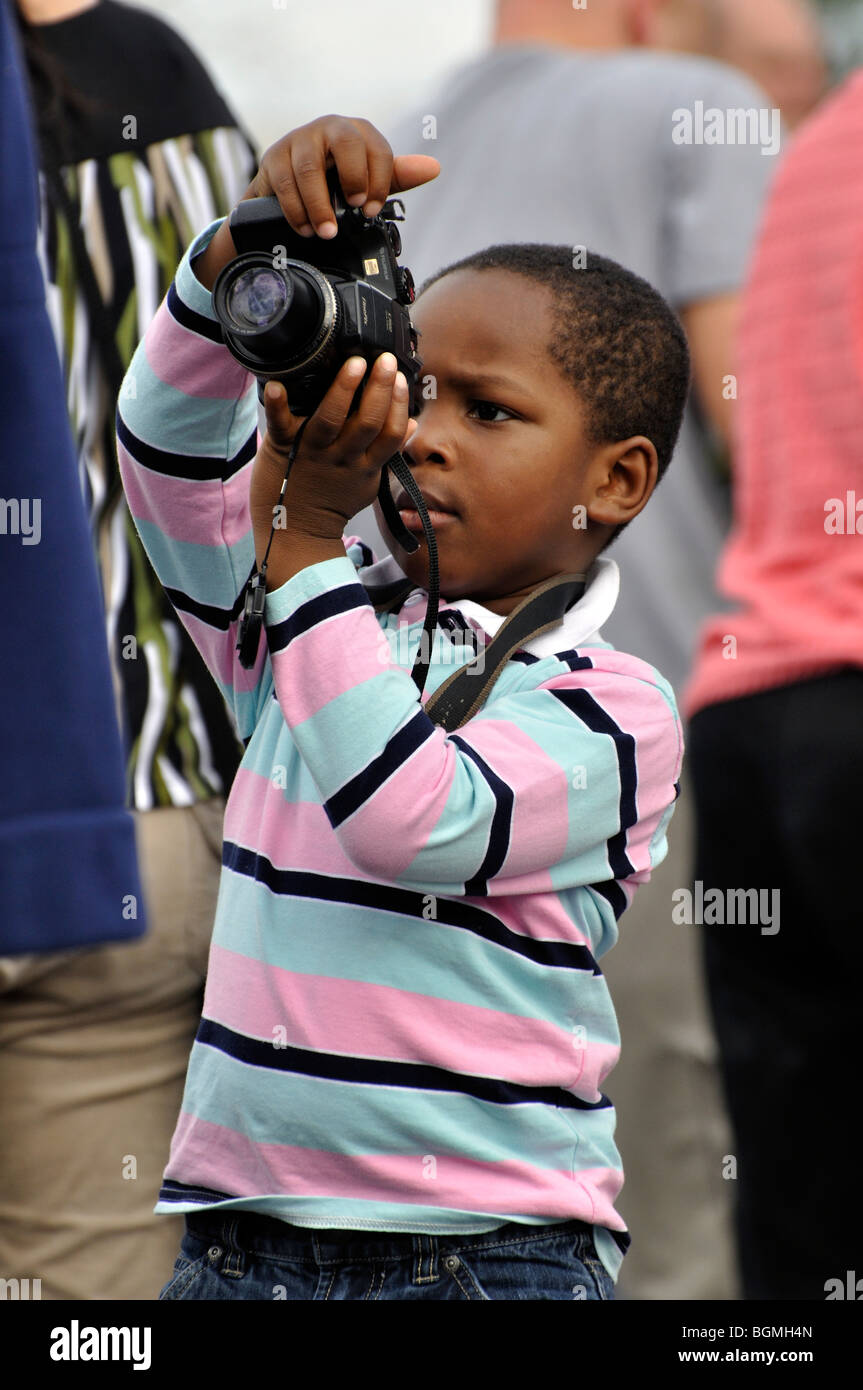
[193, 115, 440, 291]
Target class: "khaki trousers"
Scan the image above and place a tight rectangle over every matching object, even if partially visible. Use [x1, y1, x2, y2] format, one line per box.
[601, 774, 739, 1299]
[0, 799, 223, 1301]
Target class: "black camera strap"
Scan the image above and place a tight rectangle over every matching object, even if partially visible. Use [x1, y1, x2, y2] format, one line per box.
[363, 570, 587, 732]
[376, 453, 440, 696]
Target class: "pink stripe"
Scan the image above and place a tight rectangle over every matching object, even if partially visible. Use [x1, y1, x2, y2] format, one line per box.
[179, 609, 262, 693]
[166, 1112, 625, 1227]
[204, 943, 599, 1089]
[144, 306, 254, 398]
[480, 867, 556, 895]
[224, 768, 361, 876]
[271, 605, 393, 723]
[463, 893, 591, 948]
[575, 1167, 627, 1230]
[572, 1036, 620, 1103]
[118, 443, 257, 549]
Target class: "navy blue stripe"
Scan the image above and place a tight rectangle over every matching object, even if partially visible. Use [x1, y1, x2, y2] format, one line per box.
[557, 651, 595, 672]
[117, 408, 255, 482]
[449, 734, 514, 895]
[196, 1016, 610, 1111]
[222, 842, 599, 973]
[167, 279, 225, 344]
[590, 879, 628, 921]
[550, 689, 637, 880]
[508, 650, 595, 670]
[158, 1179, 236, 1206]
[324, 709, 433, 828]
[164, 563, 254, 632]
[266, 584, 372, 656]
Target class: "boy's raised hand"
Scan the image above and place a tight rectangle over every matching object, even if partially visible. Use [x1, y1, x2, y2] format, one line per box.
[193, 114, 439, 289]
[249, 354, 419, 591]
[243, 114, 440, 237]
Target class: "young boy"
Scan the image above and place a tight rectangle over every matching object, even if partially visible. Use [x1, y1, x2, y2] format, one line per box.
[116, 115, 687, 1301]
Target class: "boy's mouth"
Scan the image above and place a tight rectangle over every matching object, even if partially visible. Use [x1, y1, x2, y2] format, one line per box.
[393, 487, 459, 532]
[398, 510, 457, 532]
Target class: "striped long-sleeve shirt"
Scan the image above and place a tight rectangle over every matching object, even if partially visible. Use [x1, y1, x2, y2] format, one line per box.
[116, 217, 684, 1285]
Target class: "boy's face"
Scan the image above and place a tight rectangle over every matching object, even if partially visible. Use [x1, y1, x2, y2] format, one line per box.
[373, 268, 654, 615]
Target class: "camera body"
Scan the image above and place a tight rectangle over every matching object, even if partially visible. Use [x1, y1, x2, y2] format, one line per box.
[212, 169, 421, 416]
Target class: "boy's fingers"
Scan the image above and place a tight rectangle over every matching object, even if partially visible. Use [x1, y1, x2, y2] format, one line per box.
[341, 353, 400, 457]
[346, 118, 395, 216]
[252, 126, 438, 236]
[302, 357, 368, 448]
[288, 130, 339, 236]
[365, 370, 412, 464]
[290, 118, 370, 236]
[254, 136, 314, 234]
[267, 163, 314, 237]
[327, 117, 385, 209]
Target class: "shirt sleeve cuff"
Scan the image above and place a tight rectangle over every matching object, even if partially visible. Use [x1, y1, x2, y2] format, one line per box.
[174, 216, 229, 322]
[264, 553, 371, 640]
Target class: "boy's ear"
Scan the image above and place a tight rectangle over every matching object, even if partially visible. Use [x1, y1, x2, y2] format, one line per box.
[588, 436, 658, 530]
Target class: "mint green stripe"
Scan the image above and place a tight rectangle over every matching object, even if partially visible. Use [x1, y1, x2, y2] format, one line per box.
[121, 342, 257, 459]
[134, 519, 252, 610]
[182, 1045, 620, 1166]
[211, 869, 615, 1034]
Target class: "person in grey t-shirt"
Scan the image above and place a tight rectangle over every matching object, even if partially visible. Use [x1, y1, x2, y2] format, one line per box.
[385, 42, 775, 696]
[374, 0, 786, 1302]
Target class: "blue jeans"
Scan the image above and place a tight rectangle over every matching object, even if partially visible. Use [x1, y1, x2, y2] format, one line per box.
[159, 1210, 617, 1300]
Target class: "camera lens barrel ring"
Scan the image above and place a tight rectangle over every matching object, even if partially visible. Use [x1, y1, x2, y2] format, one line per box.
[213, 254, 340, 378]
[272, 263, 339, 374]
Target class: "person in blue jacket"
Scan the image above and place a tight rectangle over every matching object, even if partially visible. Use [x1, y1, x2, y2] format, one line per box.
[0, 0, 144, 955]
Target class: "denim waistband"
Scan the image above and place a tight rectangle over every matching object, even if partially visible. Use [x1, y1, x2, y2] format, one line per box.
[185, 1208, 600, 1263]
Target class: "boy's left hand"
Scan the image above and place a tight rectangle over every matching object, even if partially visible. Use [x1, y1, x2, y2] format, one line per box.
[249, 350, 418, 588]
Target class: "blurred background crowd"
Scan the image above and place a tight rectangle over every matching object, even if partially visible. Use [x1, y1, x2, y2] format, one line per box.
[136, 0, 863, 148]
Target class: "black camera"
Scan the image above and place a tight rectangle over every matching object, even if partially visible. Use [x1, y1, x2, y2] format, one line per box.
[218, 169, 443, 693]
[212, 168, 421, 415]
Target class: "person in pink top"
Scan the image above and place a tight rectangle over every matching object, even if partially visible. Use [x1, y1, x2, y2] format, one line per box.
[684, 67, 863, 1301]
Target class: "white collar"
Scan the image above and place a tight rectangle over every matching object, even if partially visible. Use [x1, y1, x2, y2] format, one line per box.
[448, 557, 619, 657]
[359, 552, 620, 657]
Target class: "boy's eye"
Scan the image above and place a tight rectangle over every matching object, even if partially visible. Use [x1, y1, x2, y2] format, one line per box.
[467, 399, 514, 422]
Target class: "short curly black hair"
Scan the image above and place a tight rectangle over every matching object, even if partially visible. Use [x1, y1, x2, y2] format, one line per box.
[418, 245, 691, 546]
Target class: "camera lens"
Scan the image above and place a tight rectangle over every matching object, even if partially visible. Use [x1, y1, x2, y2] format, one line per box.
[226, 268, 288, 330]
[213, 252, 339, 385]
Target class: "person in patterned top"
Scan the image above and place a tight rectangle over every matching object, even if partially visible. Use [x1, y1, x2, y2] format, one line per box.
[0, 0, 259, 1300]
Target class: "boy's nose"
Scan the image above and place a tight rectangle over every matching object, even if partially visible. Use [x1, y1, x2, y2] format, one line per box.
[403, 415, 449, 468]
